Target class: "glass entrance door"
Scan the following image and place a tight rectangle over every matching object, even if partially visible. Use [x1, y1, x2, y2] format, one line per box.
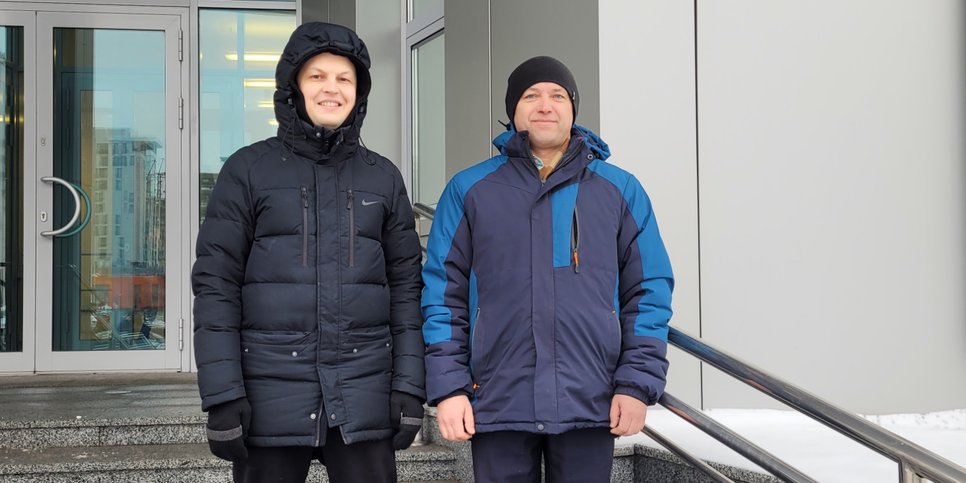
[33, 11, 186, 371]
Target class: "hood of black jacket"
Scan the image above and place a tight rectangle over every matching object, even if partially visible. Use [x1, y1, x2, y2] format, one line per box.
[273, 22, 372, 162]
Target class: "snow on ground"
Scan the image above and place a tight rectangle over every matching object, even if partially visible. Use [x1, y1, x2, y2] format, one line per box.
[618, 408, 966, 482]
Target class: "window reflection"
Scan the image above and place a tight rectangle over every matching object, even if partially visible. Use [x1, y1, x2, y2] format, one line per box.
[409, 0, 442, 22]
[412, 32, 445, 206]
[52, 28, 166, 351]
[199, 9, 295, 219]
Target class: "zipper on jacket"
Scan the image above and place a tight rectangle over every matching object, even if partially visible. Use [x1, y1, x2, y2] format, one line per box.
[347, 189, 355, 267]
[470, 307, 482, 393]
[301, 186, 309, 267]
[571, 206, 580, 273]
[470, 307, 481, 355]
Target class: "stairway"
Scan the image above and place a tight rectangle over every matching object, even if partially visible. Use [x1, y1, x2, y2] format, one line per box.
[0, 373, 458, 482]
[0, 373, 784, 482]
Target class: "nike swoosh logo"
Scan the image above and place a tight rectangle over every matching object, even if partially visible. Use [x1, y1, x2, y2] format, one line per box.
[361, 200, 378, 206]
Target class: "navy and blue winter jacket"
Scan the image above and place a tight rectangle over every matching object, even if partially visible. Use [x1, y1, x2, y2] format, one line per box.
[422, 125, 673, 434]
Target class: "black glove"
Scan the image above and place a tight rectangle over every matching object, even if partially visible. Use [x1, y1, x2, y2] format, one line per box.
[390, 391, 425, 450]
[206, 397, 251, 462]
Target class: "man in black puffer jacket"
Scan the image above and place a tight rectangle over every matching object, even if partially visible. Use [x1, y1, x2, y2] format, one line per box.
[192, 22, 425, 483]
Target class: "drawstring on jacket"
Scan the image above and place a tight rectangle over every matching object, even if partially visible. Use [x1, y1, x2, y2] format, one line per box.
[281, 98, 298, 162]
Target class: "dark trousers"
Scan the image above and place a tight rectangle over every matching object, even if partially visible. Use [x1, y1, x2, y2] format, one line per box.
[231, 427, 397, 483]
[471, 428, 615, 483]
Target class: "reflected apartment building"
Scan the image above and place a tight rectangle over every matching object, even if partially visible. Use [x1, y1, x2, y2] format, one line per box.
[73, 130, 166, 352]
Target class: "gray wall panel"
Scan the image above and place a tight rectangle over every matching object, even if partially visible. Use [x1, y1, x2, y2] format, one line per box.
[301, 0, 327, 24]
[598, 0, 702, 409]
[444, 0, 599, 175]
[443, 0, 491, 179]
[329, 0, 355, 30]
[302, 0, 354, 27]
[356, 0, 401, 165]
[489, 0, 599, 139]
[697, 0, 966, 413]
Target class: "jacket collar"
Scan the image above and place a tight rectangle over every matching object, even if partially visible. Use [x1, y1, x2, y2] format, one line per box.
[493, 123, 612, 192]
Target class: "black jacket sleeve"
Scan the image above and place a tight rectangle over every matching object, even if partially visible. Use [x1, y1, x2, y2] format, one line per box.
[192, 152, 255, 411]
[382, 165, 426, 400]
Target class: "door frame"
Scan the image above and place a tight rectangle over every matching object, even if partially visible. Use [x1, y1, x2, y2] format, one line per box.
[0, 10, 37, 373]
[0, 3, 190, 373]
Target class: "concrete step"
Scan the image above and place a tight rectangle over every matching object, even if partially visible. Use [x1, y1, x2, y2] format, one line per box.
[0, 416, 206, 450]
[0, 442, 459, 482]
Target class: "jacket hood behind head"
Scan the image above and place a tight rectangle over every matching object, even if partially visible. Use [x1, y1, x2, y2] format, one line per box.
[274, 22, 372, 143]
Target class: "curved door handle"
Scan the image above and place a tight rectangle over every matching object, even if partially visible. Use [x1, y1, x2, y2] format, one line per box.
[59, 182, 92, 238]
[40, 176, 82, 237]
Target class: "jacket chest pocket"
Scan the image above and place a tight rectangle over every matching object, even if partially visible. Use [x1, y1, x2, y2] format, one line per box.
[344, 189, 388, 266]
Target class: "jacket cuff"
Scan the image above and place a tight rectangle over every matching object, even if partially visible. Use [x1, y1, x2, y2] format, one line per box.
[391, 380, 427, 402]
[614, 385, 655, 405]
[201, 387, 248, 412]
[428, 387, 472, 407]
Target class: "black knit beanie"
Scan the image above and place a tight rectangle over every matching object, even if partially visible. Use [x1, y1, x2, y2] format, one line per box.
[505, 56, 579, 122]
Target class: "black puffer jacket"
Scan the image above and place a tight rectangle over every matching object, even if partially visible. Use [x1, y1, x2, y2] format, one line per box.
[192, 22, 425, 447]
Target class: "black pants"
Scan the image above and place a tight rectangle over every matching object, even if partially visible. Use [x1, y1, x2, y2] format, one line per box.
[471, 428, 615, 483]
[231, 427, 397, 483]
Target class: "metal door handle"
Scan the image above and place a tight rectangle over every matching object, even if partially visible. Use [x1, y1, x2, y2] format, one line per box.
[40, 176, 82, 237]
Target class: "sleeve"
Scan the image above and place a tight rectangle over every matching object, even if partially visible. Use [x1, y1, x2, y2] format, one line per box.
[421, 179, 475, 406]
[191, 154, 255, 411]
[383, 166, 427, 400]
[613, 175, 674, 405]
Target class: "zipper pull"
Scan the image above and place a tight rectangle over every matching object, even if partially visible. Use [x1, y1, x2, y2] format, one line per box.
[347, 189, 353, 209]
[301, 187, 308, 208]
[571, 207, 580, 273]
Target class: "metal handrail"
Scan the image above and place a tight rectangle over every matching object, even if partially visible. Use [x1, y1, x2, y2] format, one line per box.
[412, 202, 966, 483]
[413, 202, 436, 220]
[413, 203, 434, 257]
[643, 425, 732, 483]
[658, 391, 814, 482]
[670, 327, 966, 483]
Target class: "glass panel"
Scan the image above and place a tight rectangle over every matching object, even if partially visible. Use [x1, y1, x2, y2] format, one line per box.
[199, 9, 295, 219]
[412, 31, 445, 206]
[52, 28, 166, 351]
[409, 0, 442, 22]
[0, 26, 24, 353]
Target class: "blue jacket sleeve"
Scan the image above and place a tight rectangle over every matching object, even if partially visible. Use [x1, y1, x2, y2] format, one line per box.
[613, 175, 674, 405]
[421, 179, 474, 406]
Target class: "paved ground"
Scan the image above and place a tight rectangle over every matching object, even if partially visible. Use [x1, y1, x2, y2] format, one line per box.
[0, 372, 202, 422]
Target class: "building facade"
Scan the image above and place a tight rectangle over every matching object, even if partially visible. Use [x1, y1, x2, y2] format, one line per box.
[1, 0, 963, 415]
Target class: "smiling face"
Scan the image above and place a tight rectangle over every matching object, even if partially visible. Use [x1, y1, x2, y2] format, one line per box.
[512, 82, 573, 157]
[296, 51, 357, 129]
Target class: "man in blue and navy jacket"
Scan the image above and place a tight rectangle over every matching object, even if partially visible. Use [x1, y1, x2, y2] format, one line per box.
[422, 56, 674, 482]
